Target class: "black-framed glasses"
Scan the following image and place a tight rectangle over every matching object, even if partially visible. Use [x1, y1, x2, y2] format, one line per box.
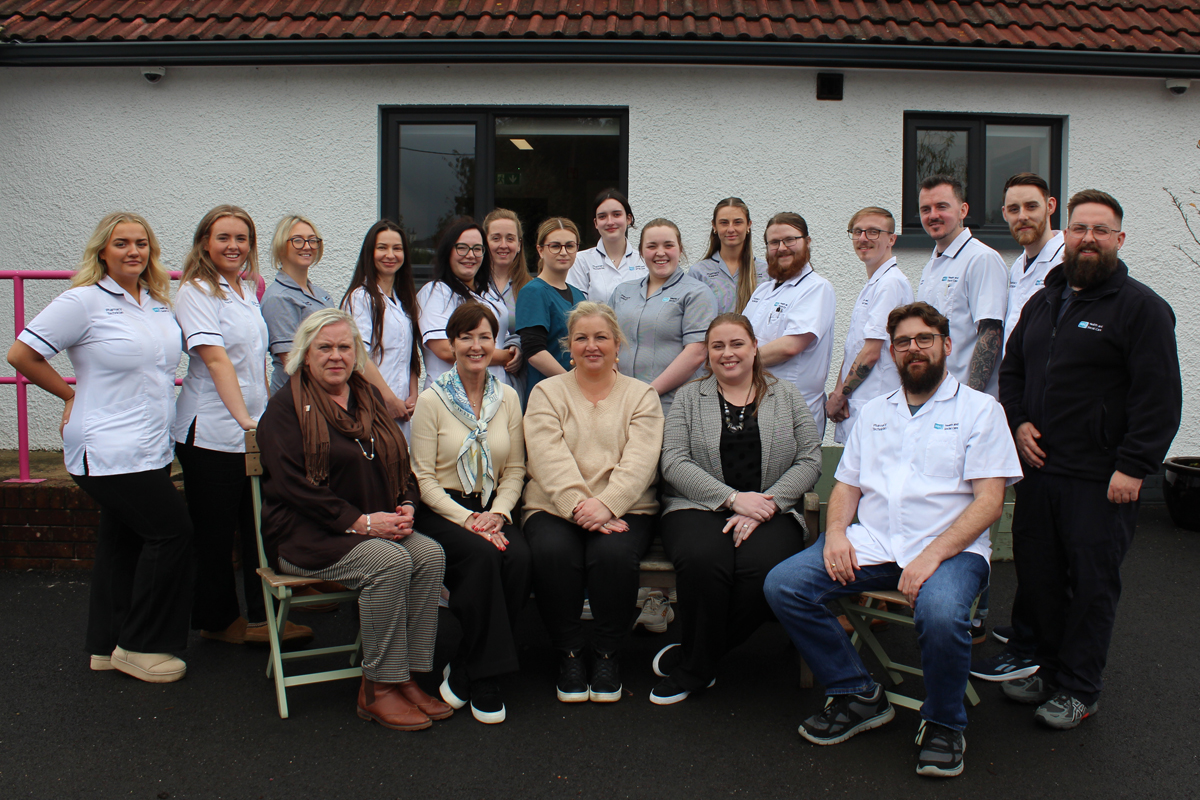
[541, 242, 579, 254]
[453, 243, 485, 257]
[288, 236, 322, 249]
[847, 228, 890, 240]
[892, 333, 946, 351]
[1065, 223, 1120, 241]
[766, 235, 806, 251]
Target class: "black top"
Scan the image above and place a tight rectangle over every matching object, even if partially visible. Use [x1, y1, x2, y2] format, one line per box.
[718, 395, 762, 493]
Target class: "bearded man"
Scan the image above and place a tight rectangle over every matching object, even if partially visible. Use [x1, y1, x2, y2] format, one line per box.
[975, 190, 1181, 731]
[1000, 173, 1065, 357]
[765, 301, 1022, 779]
[743, 212, 836, 436]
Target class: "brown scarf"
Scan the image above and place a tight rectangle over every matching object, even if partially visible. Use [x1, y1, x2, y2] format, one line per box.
[290, 370, 409, 502]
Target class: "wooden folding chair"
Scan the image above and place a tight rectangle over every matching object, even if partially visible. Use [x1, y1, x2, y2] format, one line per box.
[245, 430, 364, 718]
[838, 590, 981, 712]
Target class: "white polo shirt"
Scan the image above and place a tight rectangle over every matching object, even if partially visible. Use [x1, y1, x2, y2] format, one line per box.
[743, 264, 836, 434]
[1003, 232, 1065, 356]
[345, 286, 415, 402]
[173, 277, 269, 453]
[835, 374, 1023, 568]
[568, 241, 647, 303]
[834, 259, 914, 444]
[417, 280, 516, 391]
[916, 228, 1008, 398]
[18, 276, 182, 476]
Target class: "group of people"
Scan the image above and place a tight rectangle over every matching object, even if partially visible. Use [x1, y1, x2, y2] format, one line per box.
[6, 175, 1181, 779]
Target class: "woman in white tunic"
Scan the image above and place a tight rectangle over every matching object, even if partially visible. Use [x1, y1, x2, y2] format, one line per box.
[341, 220, 421, 437]
[7, 212, 192, 683]
[417, 218, 521, 391]
[173, 206, 310, 646]
[483, 208, 530, 402]
[567, 188, 647, 302]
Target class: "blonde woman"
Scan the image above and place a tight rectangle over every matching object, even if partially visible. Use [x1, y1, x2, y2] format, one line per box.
[7, 212, 191, 683]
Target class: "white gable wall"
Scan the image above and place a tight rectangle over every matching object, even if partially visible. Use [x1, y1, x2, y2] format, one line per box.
[1, 62, 1197, 452]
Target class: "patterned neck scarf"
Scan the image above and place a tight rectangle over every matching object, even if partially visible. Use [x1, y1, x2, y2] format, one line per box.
[432, 366, 502, 505]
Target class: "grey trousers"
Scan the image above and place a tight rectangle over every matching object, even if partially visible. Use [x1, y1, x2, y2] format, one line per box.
[281, 534, 445, 683]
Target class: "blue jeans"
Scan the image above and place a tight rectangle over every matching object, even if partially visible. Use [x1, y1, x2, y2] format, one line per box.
[765, 535, 989, 731]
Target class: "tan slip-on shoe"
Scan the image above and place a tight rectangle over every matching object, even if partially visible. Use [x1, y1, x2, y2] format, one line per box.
[90, 654, 115, 671]
[111, 646, 187, 684]
[200, 617, 249, 644]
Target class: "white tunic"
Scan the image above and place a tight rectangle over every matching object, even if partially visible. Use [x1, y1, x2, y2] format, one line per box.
[173, 277, 269, 453]
[916, 228, 1009, 398]
[834, 259, 914, 444]
[1003, 232, 1065, 356]
[835, 374, 1023, 568]
[743, 265, 836, 435]
[567, 241, 647, 303]
[417, 280, 516, 391]
[18, 276, 182, 476]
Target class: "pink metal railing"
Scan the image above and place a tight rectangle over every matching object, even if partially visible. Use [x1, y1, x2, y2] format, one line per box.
[2, 270, 265, 483]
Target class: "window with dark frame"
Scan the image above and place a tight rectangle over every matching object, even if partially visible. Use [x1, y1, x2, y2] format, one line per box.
[902, 112, 1064, 249]
[380, 106, 629, 282]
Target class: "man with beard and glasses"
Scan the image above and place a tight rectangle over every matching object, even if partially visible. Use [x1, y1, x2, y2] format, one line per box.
[974, 190, 1181, 732]
[743, 212, 836, 436]
[915, 175, 1009, 399]
[765, 302, 1022, 779]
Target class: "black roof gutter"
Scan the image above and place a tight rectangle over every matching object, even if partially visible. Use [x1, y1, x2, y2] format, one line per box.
[1, 37, 1198, 77]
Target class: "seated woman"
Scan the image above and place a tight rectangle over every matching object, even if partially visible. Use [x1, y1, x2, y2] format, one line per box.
[652, 313, 822, 704]
[410, 302, 531, 725]
[256, 308, 451, 731]
[523, 302, 664, 704]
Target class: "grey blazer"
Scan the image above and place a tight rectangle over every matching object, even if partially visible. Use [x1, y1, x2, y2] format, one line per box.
[660, 375, 822, 535]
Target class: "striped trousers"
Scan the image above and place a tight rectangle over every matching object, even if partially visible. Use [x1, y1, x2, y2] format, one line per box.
[281, 534, 445, 683]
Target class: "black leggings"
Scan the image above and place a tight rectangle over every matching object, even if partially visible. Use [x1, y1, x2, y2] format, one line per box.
[661, 508, 806, 690]
[525, 511, 654, 654]
[72, 465, 194, 655]
[175, 438, 264, 631]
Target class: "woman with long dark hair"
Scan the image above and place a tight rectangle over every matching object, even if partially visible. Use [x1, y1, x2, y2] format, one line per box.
[567, 188, 646, 302]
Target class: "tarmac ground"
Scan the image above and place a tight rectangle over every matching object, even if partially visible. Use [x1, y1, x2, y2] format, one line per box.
[2, 504, 1198, 800]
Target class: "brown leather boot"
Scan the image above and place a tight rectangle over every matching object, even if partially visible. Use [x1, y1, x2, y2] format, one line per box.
[398, 679, 455, 720]
[357, 677, 432, 731]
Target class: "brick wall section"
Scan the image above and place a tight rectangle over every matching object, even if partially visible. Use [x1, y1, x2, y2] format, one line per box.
[0, 483, 103, 570]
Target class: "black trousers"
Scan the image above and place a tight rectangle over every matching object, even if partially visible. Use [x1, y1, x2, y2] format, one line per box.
[175, 440, 265, 631]
[1011, 470, 1138, 705]
[72, 466, 193, 654]
[525, 511, 654, 654]
[662, 508, 806, 690]
[415, 492, 532, 681]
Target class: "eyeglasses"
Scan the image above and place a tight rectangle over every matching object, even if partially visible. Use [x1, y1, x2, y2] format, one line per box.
[1065, 223, 1120, 241]
[288, 237, 322, 249]
[453, 243, 485, 257]
[766, 235, 806, 251]
[847, 228, 890, 240]
[892, 333, 946, 351]
[541, 242, 578, 254]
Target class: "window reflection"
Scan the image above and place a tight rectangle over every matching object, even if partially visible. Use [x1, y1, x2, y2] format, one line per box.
[398, 124, 476, 271]
[985, 125, 1052, 224]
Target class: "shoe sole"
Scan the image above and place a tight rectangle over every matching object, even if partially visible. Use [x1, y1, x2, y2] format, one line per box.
[90, 655, 114, 671]
[799, 705, 895, 745]
[640, 619, 669, 633]
[992, 630, 1010, 644]
[916, 741, 966, 778]
[470, 702, 506, 724]
[1034, 707, 1096, 730]
[652, 643, 680, 678]
[357, 708, 432, 731]
[439, 664, 468, 710]
[557, 688, 589, 703]
[969, 663, 1039, 682]
[111, 657, 186, 684]
[650, 689, 689, 705]
[589, 686, 622, 702]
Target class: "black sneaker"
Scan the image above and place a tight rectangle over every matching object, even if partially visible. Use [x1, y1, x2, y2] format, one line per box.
[798, 685, 895, 745]
[915, 721, 965, 777]
[969, 620, 987, 645]
[970, 651, 1039, 682]
[1034, 690, 1098, 730]
[649, 673, 714, 705]
[556, 650, 589, 703]
[469, 678, 506, 724]
[1000, 673, 1056, 705]
[439, 662, 469, 709]
[992, 625, 1013, 644]
[589, 651, 622, 702]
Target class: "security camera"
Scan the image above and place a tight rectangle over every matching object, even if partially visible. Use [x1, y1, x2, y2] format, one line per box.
[1166, 78, 1190, 96]
[141, 67, 166, 84]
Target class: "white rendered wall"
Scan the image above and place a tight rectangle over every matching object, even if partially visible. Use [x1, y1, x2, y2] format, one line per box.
[1, 63, 1197, 453]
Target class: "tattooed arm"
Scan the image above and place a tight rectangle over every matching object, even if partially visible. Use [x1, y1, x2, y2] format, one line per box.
[826, 339, 883, 422]
[968, 319, 1003, 392]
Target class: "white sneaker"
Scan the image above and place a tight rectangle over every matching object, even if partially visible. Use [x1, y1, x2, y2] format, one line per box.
[635, 592, 674, 633]
[111, 646, 186, 684]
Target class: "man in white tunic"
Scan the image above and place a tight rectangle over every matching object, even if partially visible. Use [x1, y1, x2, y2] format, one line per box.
[826, 207, 913, 443]
[1000, 172, 1065, 356]
[915, 176, 1008, 398]
[744, 212, 836, 436]
[765, 301, 1022, 779]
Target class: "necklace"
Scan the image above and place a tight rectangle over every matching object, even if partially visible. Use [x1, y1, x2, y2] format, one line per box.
[355, 436, 375, 461]
[719, 386, 753, 432]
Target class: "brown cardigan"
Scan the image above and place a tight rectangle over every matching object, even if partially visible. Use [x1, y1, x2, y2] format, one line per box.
[258, 381, 420, 571]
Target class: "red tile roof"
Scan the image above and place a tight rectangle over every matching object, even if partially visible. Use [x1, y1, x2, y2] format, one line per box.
[2, 1, 1197, 54]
